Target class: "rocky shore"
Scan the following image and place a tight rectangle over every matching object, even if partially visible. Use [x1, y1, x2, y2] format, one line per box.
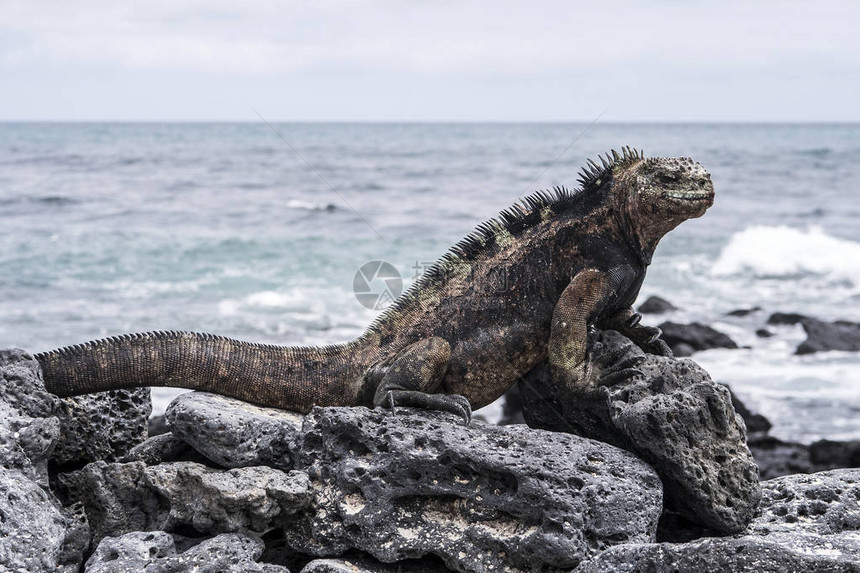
[2, 327, 859, 572]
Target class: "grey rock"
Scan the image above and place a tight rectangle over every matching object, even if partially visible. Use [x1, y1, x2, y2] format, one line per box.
[59, 460, 312, 543]
[577, 469, 860, 572]
[747, 435, 860, 479]
[0, 467, 89, 573]
[166, 392, 304, 470]
[121, 432, 196, 466]
[637, 295, 679, 314]
[725, 385, 772, 435]
[85, 531, 289, 573]
[0, 403, 59, 484]
[764, 313, 860, 354]
[749, 435, 813, 479]
[147, 414, 168, 437]
[573, 536, 857, 573]
[498, 383, 525, 425]
[796, 318, 860, 355]
[767, 311, 811, 325]
[810, 439, 860, 469]
[726, 306, 762, 317]
[286, 406, 662, 573]
[520, 330, 761, 533]
[0, 349, 61, 484]
[657, 321, 739, 354]
[301, 554, 451, 573]
[0, 348, 60, 419]
[748, 469, 860, 561]
[52, 388, 152, 466]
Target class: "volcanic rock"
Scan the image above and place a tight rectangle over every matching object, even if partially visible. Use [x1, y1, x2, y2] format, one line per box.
[657, 321, 739, 356]
[285, 406, 663, 573]
[520, 329, 760, 533]
[52, 388, 152, 466]
[637, 295, 679, 315]
[85, 531, 288, 573]
[166, 392, 304, 470]
[58, 460, 312, 544]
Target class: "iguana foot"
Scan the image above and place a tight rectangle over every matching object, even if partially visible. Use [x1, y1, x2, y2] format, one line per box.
[633, 325, 673, 357]
[376, 388, 472, 424]
[589, 335, 648, 386]
[364, 336, 470, 422]
[599, 308, 673, 357]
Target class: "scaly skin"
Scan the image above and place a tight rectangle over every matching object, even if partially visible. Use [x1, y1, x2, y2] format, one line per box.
[36, 148, 714, 422]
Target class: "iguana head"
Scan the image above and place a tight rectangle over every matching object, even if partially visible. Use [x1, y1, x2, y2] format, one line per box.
[606, 151, 715, 250]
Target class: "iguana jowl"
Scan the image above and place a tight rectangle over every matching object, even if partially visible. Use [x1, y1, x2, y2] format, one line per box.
[36, 148, 714, 422]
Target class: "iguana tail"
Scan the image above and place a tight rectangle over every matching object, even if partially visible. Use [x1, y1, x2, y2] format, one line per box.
[35, 331, 364, 412]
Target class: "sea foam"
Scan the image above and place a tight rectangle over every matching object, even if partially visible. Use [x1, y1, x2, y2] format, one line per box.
[712, 226, 860, 287]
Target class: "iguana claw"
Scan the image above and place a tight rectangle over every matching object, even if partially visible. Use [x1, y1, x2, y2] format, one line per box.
[378, 390, 472, 425]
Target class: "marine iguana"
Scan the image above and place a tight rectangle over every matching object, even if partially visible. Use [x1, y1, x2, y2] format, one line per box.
[36, 148, 714, 422]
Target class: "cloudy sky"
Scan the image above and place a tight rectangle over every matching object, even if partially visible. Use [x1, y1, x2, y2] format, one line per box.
[2, 0, 857, 121]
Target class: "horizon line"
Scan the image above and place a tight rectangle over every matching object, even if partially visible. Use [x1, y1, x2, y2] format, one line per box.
[2, 119, 859, 125]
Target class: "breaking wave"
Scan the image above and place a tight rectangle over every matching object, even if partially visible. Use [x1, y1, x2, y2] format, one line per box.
[712, 226, 860, 287]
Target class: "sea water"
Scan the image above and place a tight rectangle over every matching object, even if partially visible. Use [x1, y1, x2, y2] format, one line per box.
[1, 122, 858, 443]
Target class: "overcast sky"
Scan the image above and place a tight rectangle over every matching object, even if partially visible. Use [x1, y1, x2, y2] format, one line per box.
[2, 0, 858, 122]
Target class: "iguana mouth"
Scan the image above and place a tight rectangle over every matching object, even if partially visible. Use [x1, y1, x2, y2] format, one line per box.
[667, 191, 713, 201]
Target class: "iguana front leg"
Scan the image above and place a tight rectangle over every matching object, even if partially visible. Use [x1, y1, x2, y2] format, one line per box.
[548, 268, 611, 392]
[598, 307, 673, 357]
[363, 337, 472, 424]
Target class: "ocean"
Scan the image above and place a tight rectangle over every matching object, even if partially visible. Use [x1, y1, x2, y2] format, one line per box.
[1, 122, 858, 444]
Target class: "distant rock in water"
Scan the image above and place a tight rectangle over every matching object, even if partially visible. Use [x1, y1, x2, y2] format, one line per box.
[724, 385, 772, 435]
[657, 321, 739, 356]
[766, 312, 860, 354]
[497, 383, 526, 425]
[637, 295, 679, 314]
[809, 439, 860, 469]
[795, 317, 860, 355]
[747, 435, 815, 480]
[726, 306, 762, 317]
[766, 312, 810, 326]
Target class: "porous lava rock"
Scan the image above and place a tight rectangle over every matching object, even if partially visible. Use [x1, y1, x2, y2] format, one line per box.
[166, 392, 304, 470]
[520, 330, 760, 533]
[748, 469, 860, 562]
[58, 460, 312, 544]
[120, 432, 197, 466]
[575, 469, 860, 572]
[285, 406, 663, 573]
[573, 536, 855, 573]
[0, 467, 89, 573]
[52, 388, 152, 466]
[300, 553, 452, 573]
[84, 531, 288, 573]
